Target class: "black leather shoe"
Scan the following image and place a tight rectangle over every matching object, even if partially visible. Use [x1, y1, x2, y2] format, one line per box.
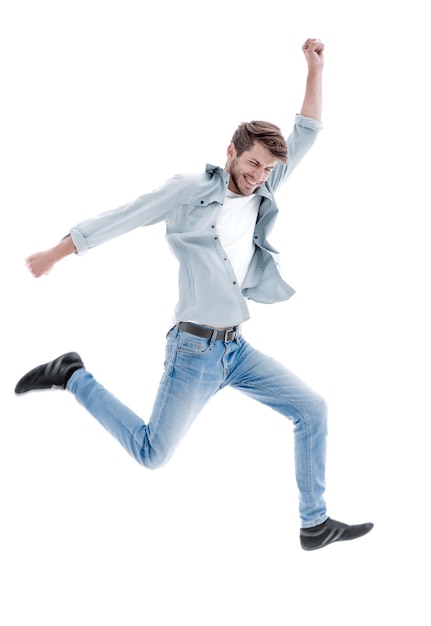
[300, 517, 374, 551]
[15, 352, 84, 394]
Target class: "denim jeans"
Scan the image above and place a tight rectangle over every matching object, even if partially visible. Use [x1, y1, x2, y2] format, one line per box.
[67, 324, 328, 527]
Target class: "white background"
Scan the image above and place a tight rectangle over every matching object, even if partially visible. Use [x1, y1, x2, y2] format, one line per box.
[1, 1, 430, 624]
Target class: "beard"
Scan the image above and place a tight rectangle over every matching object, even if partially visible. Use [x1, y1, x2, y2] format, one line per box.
[228, 158, 252, 196]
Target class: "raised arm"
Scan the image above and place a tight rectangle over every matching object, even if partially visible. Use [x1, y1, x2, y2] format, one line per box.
[300, 38, 324, 123]
[25, 235, 77, 278]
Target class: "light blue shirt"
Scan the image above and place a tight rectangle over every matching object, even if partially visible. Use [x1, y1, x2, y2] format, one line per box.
[70, 114, 322, 327]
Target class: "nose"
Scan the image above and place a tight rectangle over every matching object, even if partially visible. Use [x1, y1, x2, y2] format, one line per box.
[256, 167, 269, 183]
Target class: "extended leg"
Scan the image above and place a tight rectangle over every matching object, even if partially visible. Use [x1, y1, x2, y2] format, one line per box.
[223, 338, 328, 527]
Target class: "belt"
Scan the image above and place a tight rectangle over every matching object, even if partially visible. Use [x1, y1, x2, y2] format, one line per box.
[178, 322, 239, 342]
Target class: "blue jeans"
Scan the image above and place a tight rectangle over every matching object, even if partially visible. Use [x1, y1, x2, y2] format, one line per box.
[67, 325, 328, 527]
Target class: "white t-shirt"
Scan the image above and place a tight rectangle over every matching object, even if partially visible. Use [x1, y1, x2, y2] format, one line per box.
[217, 190, 260, 287]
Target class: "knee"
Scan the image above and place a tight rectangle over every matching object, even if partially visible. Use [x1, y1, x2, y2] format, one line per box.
[316, 394, 328, 419]
[294, 393, 327, 435]
[139, 447, 172, 470]
[311, 394, 328, 434]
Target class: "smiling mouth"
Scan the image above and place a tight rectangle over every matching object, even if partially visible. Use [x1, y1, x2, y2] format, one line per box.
[244, 175, 260, 187]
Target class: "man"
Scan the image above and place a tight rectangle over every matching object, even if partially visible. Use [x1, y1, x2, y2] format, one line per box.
[15, 38, 373, 551]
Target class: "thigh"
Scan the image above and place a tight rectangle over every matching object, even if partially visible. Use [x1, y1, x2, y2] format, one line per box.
[146, 328, 225, 461]
[227, 338, 327, 421]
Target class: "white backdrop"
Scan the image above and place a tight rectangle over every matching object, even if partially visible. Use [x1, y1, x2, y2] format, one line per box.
[2, 1, 430, 624]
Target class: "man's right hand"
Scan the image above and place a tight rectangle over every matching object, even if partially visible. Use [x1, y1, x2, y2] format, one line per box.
[25, 235, 77, 277]
[26, 250, 56, 277]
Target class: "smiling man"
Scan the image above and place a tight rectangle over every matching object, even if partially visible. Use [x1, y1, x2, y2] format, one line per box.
[226, 132, 279, 195]
[15, 38, 373, 551]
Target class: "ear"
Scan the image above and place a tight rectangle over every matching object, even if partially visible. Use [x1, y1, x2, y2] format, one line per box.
[227, 142, 236, 160]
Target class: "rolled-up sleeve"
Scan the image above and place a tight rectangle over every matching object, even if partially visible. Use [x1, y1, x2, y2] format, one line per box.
[69, 228, 89, 255]
[269, 114, 323, 191]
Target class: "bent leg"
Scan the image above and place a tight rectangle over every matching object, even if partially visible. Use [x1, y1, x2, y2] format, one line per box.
[226, 339, 328, 527]
[67, 328, 224, 469]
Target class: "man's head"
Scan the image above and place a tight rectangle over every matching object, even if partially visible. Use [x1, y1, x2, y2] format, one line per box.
[225, 121, 287, 196]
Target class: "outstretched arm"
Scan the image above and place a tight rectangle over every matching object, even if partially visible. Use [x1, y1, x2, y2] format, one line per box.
[300, 38, 324, 122]
[25, 235, 77, 278]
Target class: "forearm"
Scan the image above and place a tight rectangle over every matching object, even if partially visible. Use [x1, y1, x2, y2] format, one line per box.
[300, 68, 323, 122]
[51, 235, 77, 261]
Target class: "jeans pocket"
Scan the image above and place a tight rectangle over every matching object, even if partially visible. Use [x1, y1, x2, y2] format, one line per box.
[177, 333, 212, 355]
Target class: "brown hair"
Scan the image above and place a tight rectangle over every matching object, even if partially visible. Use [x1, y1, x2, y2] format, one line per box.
[231, 121, 288, 163]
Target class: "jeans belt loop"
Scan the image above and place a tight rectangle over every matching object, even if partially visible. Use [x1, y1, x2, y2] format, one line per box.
[225, 328, 235, 342]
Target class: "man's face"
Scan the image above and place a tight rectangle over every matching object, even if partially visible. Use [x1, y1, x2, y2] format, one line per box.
[225, 142, 278, 196]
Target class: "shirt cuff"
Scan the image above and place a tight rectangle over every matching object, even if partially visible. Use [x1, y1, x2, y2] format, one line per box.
[69, 228, 89, 255]
[295, 113, 323, 131]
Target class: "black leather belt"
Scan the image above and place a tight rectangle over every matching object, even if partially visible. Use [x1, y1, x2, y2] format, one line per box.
[178, 322, 239, 342]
